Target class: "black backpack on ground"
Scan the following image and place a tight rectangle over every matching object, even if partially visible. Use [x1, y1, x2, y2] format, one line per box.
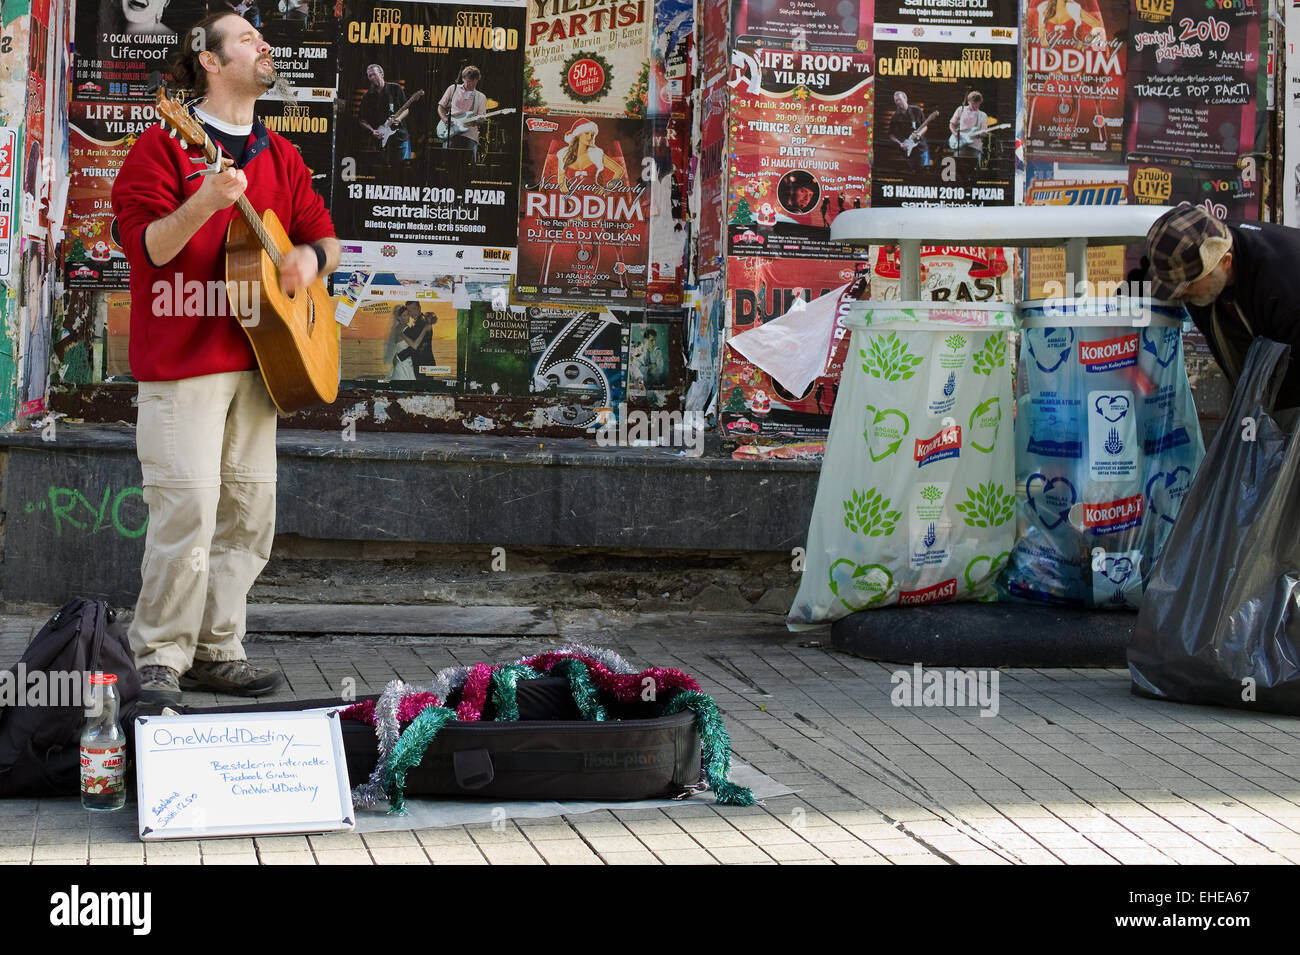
[0, 598, 139, 797]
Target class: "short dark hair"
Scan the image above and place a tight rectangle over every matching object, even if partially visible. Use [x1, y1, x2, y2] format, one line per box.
[166, 12, 239, 97]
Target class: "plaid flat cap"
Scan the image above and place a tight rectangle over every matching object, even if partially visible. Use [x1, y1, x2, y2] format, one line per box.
[1144, 203, 1233, 300]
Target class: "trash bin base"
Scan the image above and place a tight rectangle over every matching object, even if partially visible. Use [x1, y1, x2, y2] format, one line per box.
[830, 603, 1133, 668]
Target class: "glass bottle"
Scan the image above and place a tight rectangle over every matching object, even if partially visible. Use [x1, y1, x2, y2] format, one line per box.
[80, 672, 127, 812]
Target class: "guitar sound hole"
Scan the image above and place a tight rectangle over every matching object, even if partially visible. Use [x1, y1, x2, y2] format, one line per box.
[306, 297, 316, 336]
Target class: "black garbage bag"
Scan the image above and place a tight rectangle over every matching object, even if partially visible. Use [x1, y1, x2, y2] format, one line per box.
[1129, 338, 1300, 714]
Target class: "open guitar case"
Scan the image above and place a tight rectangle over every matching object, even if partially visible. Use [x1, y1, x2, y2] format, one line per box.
[141, 678, 704, 802]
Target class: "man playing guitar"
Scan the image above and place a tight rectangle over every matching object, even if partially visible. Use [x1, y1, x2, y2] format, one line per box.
[438, 65, 488, 163]
[887, 91, 933, 172]
[110, 10, 339, 704]
[359, 64, 412, 164]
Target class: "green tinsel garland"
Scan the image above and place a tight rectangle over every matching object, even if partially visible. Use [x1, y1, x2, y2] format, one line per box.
[548, 658, 609, 721]
[383, 704, 458, 813]
[489, 664, 542, 722]
[663, 691, 756, 806]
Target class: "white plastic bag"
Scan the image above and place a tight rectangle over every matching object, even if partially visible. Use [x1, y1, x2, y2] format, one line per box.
[789, 303, 1016, 629]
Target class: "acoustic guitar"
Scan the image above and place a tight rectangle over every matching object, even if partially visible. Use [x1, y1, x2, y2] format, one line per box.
[154, 88, 339, 413]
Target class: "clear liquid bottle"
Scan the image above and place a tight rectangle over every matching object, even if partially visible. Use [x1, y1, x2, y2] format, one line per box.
[80, 672, 126, 812]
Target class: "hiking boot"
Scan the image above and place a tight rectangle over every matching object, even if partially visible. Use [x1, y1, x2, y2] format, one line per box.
[180, 659, 284, 697]
[139, 665, 182, 705]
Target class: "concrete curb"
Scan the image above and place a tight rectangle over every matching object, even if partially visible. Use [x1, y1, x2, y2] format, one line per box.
[831, 603, 1135, 667]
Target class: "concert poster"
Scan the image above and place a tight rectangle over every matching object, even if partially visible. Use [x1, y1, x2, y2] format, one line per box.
[1024, 164, 1128, 299]
[526, 305, 630, 430]
[731, 0, 872, 51]
[514, 113, 651, 306]
[649, 0, 693, 118]
[255, 93, 334, 187]
[726, 45, 873, 259]
[1023, 0, 1128, 162]
[208, 0, 339, 92]
[871, 33, 1018, 208]
[339, 297, 459, 385]
[1125, 0, 1260, 165]
[1128, 159, 1260, 220]
[64, 99, 139, 288]
[73, 0, 207, 102]
[524, 0, 651, 117]
[332, 0, 526, 274]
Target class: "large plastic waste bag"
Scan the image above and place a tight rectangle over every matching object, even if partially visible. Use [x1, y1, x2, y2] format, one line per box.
[1001, 299, 1205, 609]
[788, 303, 1015, 630]
[1129, 338, 1300, 714]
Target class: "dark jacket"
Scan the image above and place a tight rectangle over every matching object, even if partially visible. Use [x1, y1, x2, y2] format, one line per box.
[1186, 220, 1300, 409]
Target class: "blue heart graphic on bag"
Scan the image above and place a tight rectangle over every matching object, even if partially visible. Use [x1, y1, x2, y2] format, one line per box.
[1145, 466, 1193, 525]
[1141, 327, 1180, 368]
[1101, 556, 1135, 586]
[1026, 473, 1077, 530]
[1027, 327, 1075, 374]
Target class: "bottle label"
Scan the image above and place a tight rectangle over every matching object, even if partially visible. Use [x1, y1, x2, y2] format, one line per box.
[80, 745, 126, 796]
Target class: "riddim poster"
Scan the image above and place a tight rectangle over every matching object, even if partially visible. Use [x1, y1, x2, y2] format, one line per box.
[333, 0, 525, 274]
[1023, 0, 1128, 162]
[726, 46, 873, 259]
[525, 0, 652, 117]
[515, 113, 651, 305]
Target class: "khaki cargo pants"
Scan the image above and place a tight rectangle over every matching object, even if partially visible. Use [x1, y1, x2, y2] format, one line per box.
[128, 370, 277, 674]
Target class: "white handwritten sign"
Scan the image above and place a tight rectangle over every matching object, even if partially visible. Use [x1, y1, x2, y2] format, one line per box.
[134, 711, 354, 841]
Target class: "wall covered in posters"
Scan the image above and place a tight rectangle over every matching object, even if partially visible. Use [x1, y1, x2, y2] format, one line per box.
[3, 0, 1282, 439]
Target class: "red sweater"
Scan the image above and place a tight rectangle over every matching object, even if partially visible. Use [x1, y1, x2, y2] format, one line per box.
[111, 121, 335, 382]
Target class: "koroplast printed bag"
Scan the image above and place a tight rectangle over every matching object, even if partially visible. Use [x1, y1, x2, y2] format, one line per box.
[1001, 300, 1205, 608]
[788, 304, 1016, 629]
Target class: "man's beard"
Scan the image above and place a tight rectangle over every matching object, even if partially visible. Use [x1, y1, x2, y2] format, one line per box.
[259, 62, 294, 100]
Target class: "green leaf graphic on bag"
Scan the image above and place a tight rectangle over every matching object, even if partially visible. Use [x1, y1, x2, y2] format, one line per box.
[968, 396, 1002, 453]
[864, 405, 909, 461]
[861, 332, 925, 382]
[953, 481, 1015, 528]
[843, 488, 903, 537]
[971, 332, 1007, 376]
[920, 485, 942, 504]
[944, 333, 967, 354]
[828, 559, 894, 611]
[964, 551, 1011, 591]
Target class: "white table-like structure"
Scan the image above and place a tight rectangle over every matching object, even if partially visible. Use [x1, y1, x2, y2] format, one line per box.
[829, 206, 1176, 300]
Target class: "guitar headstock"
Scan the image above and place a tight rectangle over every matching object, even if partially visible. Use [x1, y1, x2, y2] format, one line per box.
[154, 87, 215, 158]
